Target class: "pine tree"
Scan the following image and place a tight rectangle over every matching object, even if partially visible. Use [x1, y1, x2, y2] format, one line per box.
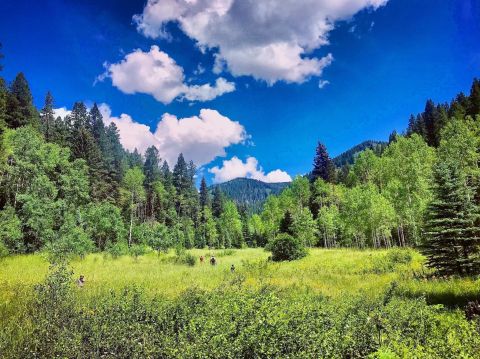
[6, 73, 39, 128]
[104, 123, 124, 186]
[40, 91, 55, 141]
[173, 153, 189, 193]
[199, 176, 210, 209]
[279, 210, 294, 236]
[68, 101, 88, 131]
[422, 120, 480, 276]
[212, 186, 224, 218]
[161, 160, 173, 186]
[423, 161, 480, 275]
[143, 146, 161, 218]
[89, 103, 105, 142]
[128, 149, 143, 168]
[468, 78, 480, 117]
[311, 141, 335, 183]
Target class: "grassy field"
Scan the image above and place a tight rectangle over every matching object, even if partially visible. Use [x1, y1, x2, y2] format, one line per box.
[2, 248, 480, 357]
[1, 247, 479, 306]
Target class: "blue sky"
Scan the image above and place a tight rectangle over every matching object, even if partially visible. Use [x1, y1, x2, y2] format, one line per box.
[0, 0, 479, 184]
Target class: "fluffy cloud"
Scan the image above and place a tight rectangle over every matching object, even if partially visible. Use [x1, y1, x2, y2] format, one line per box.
[99, 104, 247, 166]
[100, 46, 235, 104]
[53, 107, 71, 119]
[134, 0, 388, 84]
[209, 156, 292, 184]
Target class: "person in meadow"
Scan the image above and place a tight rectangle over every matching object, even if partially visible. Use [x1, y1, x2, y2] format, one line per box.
[76, 275, 85, 288]
[230, 264, 235, 273]
[210, 256, 216, 266]
[200, 255, 204, 263]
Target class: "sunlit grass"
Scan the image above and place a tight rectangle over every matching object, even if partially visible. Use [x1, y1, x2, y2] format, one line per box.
[1, 247, 479, 306]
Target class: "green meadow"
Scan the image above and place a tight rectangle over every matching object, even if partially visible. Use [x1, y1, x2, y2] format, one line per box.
[2, 248, 480, 357]
[1, 247, 479, 305]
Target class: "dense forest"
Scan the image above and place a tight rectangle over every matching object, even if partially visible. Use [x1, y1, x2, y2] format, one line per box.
[1, 40, 480, 275]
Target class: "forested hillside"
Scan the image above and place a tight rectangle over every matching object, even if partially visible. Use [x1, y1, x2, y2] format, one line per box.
[209, 178, 290, 213]
[332, 140, 387, 167]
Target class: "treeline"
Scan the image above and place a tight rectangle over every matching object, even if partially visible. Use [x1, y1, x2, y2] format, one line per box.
[253, 78, 480, 275]
[0, 65, 252, 258]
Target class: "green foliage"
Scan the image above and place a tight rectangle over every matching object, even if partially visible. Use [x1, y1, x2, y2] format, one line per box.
[268, 233, 307, 261]
[0, 205, 23, 253]
[218, 200, 244, 248]
[85, 202, 126, 250]
[45, 213, 95, 263]
[3, 264, 480, 358]
[105, 240, 129, 258]
[422, 119, 480, 276]
[129, 243, 149, 259]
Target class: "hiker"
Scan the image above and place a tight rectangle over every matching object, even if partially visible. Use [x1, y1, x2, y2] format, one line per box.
[76, 275, 85, 288]
[200, 255, 204, 264]
[230, 264, 235, 273]
[210, 256, 217, 266]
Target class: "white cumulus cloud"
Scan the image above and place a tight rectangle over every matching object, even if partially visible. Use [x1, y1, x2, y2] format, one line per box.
[99, 46, 235, 104]
[53, 107, 71, 119]
[99, 104, 247, 166]
[134, 0, 388, 84]
[209, 156, 292, 184]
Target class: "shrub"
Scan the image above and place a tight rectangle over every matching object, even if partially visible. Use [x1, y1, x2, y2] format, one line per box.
[129, 244, 149, 259]
[0, 241, 8, 258]
[45, 225, 94, 263]
[268, 233, 307, 262]
[386, 248, 413, 265]
[174, 249, 196, 266]
[105, 241, 129, 258]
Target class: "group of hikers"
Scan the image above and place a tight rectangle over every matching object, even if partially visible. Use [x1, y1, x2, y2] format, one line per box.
[76, 255, 236, 288]
[199, 255, 235, 272]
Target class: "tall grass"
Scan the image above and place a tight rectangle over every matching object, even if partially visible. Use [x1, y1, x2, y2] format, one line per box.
[1, 247, 478, 305]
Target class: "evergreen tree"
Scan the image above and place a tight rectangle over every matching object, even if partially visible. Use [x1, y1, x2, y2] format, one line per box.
[311, 141, 334, 183]
[128, 149, 143, 168]
[68, 101, 88, 131]
[422, 120, 480, 275]
[72, 127, 113, 201]
[161, 160, 173, 185]
[89, 103, 105, 141]
[143, 146, 161, 218]
[0, 77, 7, 126]
[212, 186, 224, 218]
[279, 210, 294, 236]
[199, 176, 210, 209]
[40, 91, 55, 141]
[468, 78, 480, 117]
[103, 123, 124, 189]
[173, 153, 189, 193]
[6, 73, 39, 128]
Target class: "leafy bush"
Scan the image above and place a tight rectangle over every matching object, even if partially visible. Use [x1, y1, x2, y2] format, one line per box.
[0, 206, 24, 253]
[174, 247, 196, 266]
[105, 241, 129, 258]
[3, 272, 480, 358]
[267, 233, 307, 261]
[386, 248, 413, 265]
[45, 224, 94, 263]
[129, 244, 149, 259]
[0, 241, 9, 258]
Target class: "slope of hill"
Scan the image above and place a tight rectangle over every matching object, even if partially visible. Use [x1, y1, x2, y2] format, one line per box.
[332, 140, 387, 167]
[210, 178, 290, 213]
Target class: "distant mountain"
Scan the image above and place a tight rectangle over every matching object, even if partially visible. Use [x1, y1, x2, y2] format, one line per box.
[332, 140, 387, 167]
[210, 178, 290, 213]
